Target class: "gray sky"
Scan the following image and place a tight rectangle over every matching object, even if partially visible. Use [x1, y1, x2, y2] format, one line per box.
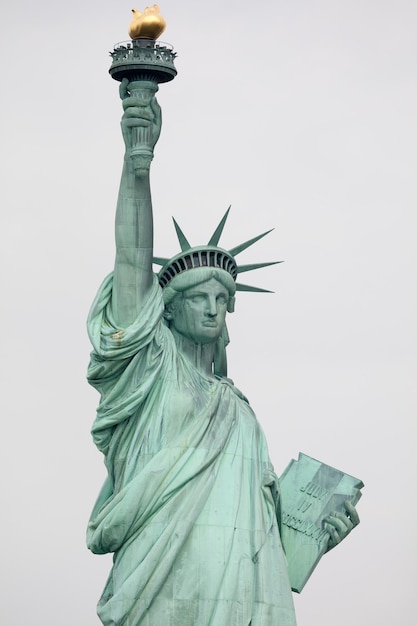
[1, 1, 416, 624]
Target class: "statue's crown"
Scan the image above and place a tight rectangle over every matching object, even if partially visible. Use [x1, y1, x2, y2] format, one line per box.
[153, 207, 281, 293]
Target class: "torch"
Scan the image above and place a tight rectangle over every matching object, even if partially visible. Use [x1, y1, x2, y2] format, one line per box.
[109, 6, 177, 176]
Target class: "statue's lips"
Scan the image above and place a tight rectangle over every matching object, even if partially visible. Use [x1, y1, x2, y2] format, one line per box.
[202, 321, 218, 327]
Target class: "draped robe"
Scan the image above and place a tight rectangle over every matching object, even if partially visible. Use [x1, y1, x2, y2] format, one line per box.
[87, 274, 296, 626]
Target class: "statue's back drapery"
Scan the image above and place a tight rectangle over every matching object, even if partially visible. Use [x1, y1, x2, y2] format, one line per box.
[87, 274, 296, 625]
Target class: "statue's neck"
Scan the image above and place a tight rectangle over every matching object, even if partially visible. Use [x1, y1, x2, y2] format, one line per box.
[170, 328, 215, 377]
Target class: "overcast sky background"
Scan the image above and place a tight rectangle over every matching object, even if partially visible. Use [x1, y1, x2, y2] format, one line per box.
[1, 1, 416, 624]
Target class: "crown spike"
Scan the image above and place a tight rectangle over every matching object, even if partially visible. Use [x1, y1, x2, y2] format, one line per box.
[153, 256, 170, 266]
[237, 261, 282, 274]
[157, 212, 279, 293]
[228, 229, 274, 257]
[235, 283, 274, 293]
[207, 206, 231, 246]
[172, 217, 191, 251]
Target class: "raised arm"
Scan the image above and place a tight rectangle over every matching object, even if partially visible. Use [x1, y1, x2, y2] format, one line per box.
[111, 78, 162, 327]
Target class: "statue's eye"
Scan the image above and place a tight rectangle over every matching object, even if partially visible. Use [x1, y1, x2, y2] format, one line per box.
[189, 294, 205, 304]
[217, 295, 227, 305]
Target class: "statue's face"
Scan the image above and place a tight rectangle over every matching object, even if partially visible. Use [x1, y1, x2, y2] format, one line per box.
[166, 278, 228, 344]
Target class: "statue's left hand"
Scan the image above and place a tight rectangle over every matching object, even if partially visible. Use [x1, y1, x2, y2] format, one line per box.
[324, 500, 360, 552]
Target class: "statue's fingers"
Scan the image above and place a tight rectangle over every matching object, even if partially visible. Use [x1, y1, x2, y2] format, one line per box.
[345, 500, 360, 526]
[123, 106, 153, 121]
[325, 523, 341, 548]
[119, 77, 129, 100]
[123, 117, 152, 128]
[334, 511, 354, 533]
[150, 97, 162, 121]
[122, 107, 153, 130]
[325, 513, 351, 535]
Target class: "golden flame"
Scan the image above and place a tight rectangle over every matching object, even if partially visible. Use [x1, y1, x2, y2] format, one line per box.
[129, 5, 167, 40]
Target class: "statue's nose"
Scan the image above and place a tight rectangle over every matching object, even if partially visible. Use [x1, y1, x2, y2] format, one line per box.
[206, 297, 217, 316]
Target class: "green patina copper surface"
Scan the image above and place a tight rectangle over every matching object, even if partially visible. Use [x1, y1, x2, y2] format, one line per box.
[87, 22, 362, 626]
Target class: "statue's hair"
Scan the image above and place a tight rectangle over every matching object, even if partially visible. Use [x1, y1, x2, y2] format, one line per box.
[162, 267, 236, 312]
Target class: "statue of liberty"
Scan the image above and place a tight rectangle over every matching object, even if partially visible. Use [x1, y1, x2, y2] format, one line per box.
[87, 9, 360, 625]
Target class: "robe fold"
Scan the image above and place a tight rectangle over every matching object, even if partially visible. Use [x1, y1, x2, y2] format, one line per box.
[87, 274, 296, 626]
